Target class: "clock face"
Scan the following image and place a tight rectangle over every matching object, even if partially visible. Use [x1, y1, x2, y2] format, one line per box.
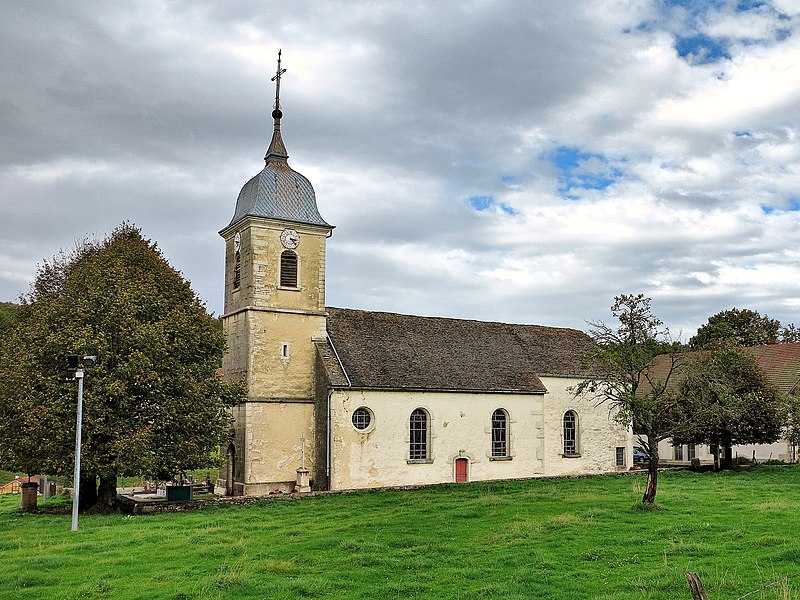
[280, 228, 300, 249]
[233, 232, 241, 253]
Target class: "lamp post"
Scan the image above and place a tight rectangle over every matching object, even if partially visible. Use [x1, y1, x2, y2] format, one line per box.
[71, 367, 84, 532]
[67, 355, 95, 532]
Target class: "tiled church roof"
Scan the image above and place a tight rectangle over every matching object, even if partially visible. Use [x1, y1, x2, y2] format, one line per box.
[317, 307, 597, 394]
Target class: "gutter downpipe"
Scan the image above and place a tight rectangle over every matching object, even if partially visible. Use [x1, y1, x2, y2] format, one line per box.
[326, 334, 352, 488]
[326, 390, 332, 485]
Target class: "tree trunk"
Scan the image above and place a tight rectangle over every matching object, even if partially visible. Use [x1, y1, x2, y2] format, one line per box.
[78, 472, 98, 512]
[711, 443, 720, 471]
[642, 440, 659, 504]
[97, 474, 118, 510]
[723, 445, 733, 469]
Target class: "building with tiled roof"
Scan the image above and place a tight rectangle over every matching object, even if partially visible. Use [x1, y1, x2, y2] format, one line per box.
[0, 476, 40, 495]
[651, 343, 800, 464]
[743, 342, 800, 396]
[217, 56, 634, 495]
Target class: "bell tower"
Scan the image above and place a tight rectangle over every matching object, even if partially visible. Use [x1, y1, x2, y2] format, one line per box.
[219, 51, 333, 495]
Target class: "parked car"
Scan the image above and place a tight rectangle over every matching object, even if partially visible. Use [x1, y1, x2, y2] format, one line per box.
[633, 447, 649, 463]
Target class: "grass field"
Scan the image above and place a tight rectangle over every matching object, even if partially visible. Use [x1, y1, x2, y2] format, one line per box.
[2, 466, 800, 599]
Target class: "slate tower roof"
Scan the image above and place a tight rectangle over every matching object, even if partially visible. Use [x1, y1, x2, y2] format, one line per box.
[227, 51, 331, 229]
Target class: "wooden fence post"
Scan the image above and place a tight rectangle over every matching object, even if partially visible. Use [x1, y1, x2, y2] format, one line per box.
[686, 572, 709, 600]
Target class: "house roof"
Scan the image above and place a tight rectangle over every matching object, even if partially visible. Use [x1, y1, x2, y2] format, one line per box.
[317, 307, 596, 394]
[0, 476, 39, 493]
[643, 342, 800, 396]
[742, 342, 800, 395]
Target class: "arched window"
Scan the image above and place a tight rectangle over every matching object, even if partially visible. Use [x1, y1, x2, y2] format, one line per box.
[409, 408, 429, 460]
[563, 410, 578, 456]
[491, 409, 508, 457]
[280, 250, 298, 288]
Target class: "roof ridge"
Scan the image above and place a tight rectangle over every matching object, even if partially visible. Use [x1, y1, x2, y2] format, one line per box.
[325, 306, 586, 334]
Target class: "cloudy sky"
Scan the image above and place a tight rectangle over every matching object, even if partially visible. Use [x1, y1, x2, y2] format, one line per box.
[2, 0, 800, 337]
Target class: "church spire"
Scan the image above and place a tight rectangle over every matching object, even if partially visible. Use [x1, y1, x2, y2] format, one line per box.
[265, 49, 289, 162]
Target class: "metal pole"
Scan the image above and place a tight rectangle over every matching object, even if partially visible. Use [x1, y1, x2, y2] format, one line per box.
[71, 369, 84, 532]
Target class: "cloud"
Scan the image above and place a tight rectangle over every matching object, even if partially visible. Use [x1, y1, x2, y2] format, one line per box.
[1, 0, 799, 336]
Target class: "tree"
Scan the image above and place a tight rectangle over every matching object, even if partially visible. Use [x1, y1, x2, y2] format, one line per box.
[0, 302, 19, 337]
[575, 294, 687, 504]
[689, 308, 781, 350]
[0, 225, 244, 510]
[674, 344, 787, 469]
[784, 393, 800, 463]
[781, 323, 800, 344]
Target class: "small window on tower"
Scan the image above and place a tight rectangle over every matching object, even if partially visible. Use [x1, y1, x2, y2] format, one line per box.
[280, 250, 298, 288]
[280, 342, 290, 360]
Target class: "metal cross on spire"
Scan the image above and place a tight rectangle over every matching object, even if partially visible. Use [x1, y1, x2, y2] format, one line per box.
[271, 49, 287, 113]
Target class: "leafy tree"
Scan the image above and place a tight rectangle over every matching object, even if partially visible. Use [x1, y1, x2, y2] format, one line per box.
[0, 302, 19, 337]
[689, 308, 781, 350]
[784, 393, 800, 463]
[781, 323, 800, 344]
[674, 344, 787, 469]
[575, 294, 687, 504]
[0, 225, 244, 510]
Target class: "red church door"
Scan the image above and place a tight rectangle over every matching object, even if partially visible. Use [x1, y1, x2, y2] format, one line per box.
[455, 458, 468, 483]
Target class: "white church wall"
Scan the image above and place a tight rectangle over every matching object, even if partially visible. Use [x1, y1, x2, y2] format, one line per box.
[540, 376, 634, 476]
[328, 389, 546, 490]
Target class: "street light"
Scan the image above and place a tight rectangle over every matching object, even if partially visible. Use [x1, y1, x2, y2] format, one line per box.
[66, 355, 96, 532]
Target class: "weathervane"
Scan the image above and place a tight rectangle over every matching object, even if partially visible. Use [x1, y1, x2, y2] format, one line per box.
[271, 49, 287, 115]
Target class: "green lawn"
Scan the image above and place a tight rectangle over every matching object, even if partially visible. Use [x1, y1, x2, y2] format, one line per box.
[2, 467, 800, 599]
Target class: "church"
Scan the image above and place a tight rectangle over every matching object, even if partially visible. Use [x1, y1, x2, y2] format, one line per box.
[218, 56, 634, 495]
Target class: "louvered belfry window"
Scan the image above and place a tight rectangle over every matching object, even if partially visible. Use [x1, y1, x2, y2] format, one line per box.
[409, 408, 428, 460]
[233, 250, 241, 289]
[280, 250, 298, 288]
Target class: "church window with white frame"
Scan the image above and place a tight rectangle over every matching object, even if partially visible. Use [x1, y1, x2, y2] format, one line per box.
[491, 409, 509, 458]
[563, 410, 578, 456]
[352, 407, 372, 431]
[280, 250, 298, 288]
[409, 408, 429, 460]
